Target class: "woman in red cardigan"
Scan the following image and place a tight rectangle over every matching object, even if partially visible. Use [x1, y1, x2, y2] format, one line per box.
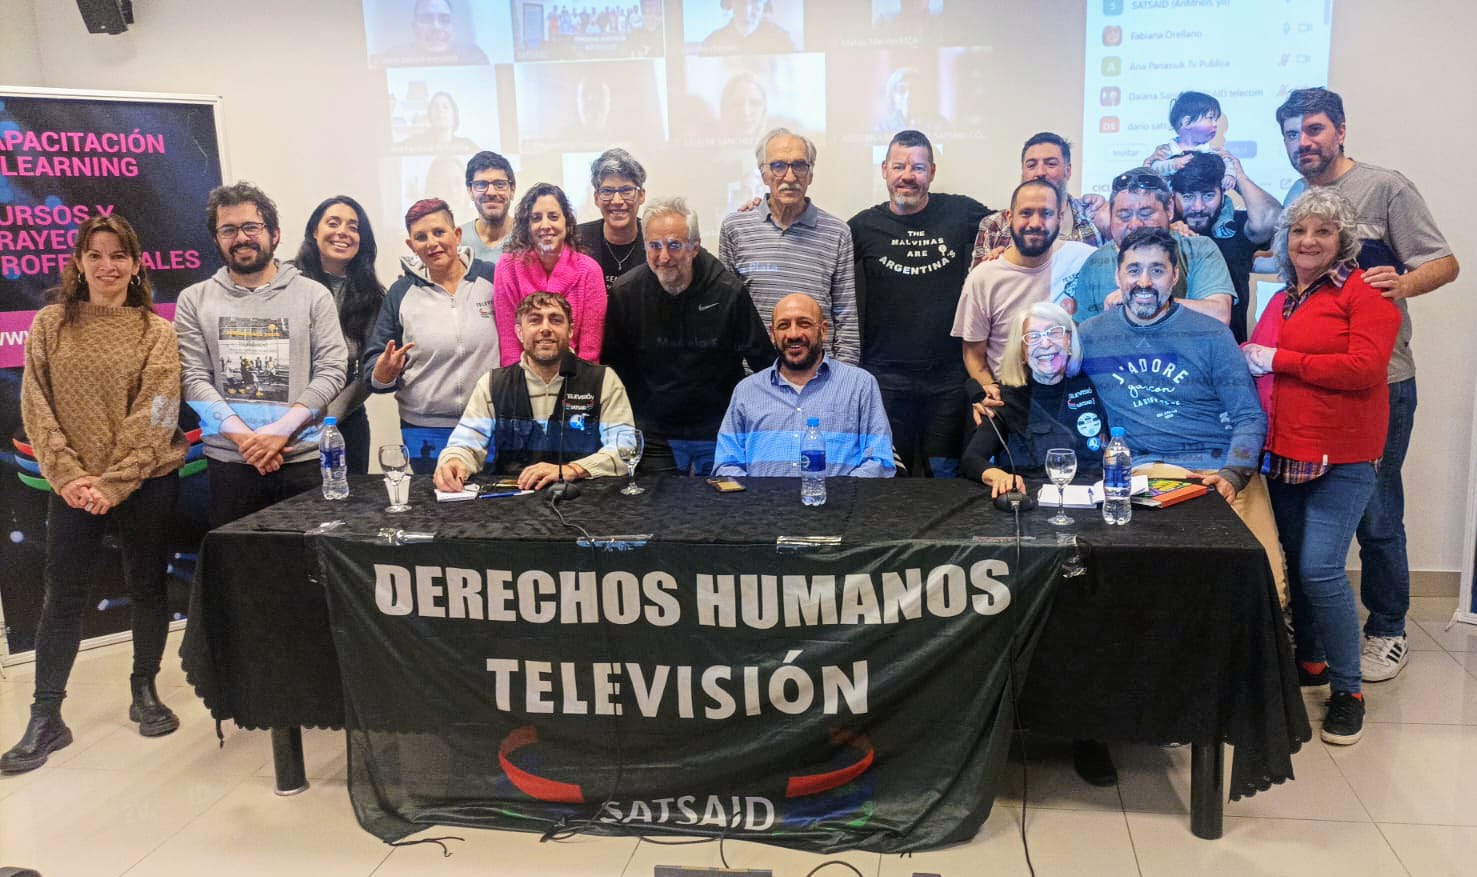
[1242, 188, 1399, 747]
[493, 183, 607, 366]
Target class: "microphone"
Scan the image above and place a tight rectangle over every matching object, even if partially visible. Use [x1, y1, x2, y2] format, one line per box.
[548, 350, 582, 502]
[965, 378, 1036, 512]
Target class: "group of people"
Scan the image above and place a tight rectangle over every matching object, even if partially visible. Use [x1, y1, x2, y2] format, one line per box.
[6, 88, 1456, 791]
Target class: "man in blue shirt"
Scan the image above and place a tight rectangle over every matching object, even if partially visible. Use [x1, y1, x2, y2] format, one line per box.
[714, 293, 894, 478]
[1072, 169, 1236, 326]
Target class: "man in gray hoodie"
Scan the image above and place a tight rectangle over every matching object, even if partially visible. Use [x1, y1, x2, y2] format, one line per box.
[176, 182, 348, 526]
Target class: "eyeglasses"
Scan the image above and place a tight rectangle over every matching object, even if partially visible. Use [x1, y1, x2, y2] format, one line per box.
[596, 185, 641, 202]
[766, 160, 813, 177]
[216, 222, 268, 240]
[645, 239, 692, 254]
[1024, 326, 1070, 344]
[470, 180, 512, 194]
[1111, 170, 1169, 192]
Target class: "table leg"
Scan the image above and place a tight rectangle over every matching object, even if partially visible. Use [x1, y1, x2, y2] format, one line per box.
[271, 727, 309, 796]
[1189, 741, 1224, 839]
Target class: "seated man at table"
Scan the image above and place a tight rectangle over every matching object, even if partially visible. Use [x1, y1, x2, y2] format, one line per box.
[1074, 226, 1280, 787]
[713, 293, 894, 477]
[433, 292, 633, 492]
[1081, 228, 1281, 591]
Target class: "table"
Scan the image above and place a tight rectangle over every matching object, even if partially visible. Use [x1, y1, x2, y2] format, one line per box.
[181, 475, 1309, 842]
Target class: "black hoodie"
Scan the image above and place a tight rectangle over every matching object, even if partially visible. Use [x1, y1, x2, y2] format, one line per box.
[603, 248, 774, 439]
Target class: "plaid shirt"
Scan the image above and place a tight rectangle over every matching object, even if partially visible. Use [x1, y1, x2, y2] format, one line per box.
[1264, 260, 1375, 484]
[970, 195, 1104, 268]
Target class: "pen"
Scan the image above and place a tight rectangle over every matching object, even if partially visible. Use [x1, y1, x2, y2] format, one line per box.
[477, 490, 529, 499]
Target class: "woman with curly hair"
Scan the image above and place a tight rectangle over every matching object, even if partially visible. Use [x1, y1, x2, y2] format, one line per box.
[493, 182, 606, 366]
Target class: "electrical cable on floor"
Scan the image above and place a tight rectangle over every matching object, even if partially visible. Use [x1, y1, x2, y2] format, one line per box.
[803, 861, 865, 877]
[1008, 500, 1037, 877]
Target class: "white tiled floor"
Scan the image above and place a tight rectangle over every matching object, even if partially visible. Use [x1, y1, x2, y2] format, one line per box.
[1, 602, 1475, 877]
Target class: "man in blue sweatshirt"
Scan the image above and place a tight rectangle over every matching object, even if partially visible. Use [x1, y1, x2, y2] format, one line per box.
[1079, 226, 1264, 490]
[1073, 226, 1281, 788]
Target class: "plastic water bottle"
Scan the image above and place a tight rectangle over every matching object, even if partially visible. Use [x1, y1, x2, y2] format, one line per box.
[319, 416, 350, 500]
[1102, 426, 1132, 525]
[800, 417, 827, 507]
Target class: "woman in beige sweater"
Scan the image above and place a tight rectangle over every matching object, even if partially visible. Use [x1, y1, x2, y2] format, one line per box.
[3, 215, 188, 774]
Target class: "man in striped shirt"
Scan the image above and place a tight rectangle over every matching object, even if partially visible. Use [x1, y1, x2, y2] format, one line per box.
[718, 128, 860, 363]
[714, 294, 893, 478]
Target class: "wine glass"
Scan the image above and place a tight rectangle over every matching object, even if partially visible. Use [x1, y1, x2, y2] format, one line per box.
[614, 428, 644, 495]
[378, 443, 412, 513]
[1044, 448, 1077, 526]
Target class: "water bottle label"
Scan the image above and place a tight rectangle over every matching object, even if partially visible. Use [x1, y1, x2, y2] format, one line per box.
[800, 449, 826, 473]
[321, 447, 344, 469]
[1104, 464, 1130, 490]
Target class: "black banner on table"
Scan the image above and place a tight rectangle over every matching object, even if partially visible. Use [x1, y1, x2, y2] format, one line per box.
[0, 89, 223, 659]
[317, 535, 1065, 852]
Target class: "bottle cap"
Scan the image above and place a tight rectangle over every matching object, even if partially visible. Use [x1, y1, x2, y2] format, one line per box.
[806, 417, 820, 428]
[1110, 426, 1125, 437]
[324, 416, 337, 426]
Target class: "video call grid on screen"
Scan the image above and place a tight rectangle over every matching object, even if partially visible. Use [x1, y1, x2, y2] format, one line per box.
[364, 1, 1333, 239]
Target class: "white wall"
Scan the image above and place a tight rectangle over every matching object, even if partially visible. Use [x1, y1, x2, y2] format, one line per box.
[3, 0, 1473, 573]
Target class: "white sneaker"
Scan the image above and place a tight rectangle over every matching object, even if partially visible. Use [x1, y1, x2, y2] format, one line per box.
[1361, 634, 1408, 682]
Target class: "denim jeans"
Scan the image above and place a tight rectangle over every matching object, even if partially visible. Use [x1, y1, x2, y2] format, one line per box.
[868, 364, 967, 478]
[33, 474, 179, 710]
[1269, 463, 1378, 695]
[400, 423, 455, 475]
[640, 437, 717, 477]
[1356, 378, 1415, 638]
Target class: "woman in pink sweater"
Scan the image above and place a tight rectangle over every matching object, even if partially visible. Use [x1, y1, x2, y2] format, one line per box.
[494, 183, 607, 366]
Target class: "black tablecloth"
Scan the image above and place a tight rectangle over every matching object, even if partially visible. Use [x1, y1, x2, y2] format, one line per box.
[181, 475, 1309, 800]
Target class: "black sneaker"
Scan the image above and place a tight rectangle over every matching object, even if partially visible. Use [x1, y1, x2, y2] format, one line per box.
[1297, 662, 1330, 687]
[1321, 691, 1365, 745]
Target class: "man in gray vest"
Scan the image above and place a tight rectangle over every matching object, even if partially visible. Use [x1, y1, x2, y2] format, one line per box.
[433, 292, 633, 493]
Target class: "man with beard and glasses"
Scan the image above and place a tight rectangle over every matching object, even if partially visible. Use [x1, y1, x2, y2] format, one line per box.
[603, 197, 773, 477]
[1169, 151, 1280, 342]
[971, 132, 1106, 267]
[1276, 87, 1459, 682]
[713, 293, 894, 478]
[719, 128, 859, 363]
[176, 182, 348, 527]
[848, 130, 989, 479]
[459, 151, 516, 262]
[1071, 168, 1236, 326]
[951, 179, 1093, 414]
[433, 293, 632, 494]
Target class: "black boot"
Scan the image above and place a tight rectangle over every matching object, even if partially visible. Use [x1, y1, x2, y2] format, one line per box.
[1072, 739, 1118, 787]
[129, 675, 180, 737]
[0, 708, 73, 773]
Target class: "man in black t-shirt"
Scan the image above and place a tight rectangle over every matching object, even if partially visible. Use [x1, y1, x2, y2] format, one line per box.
[847, 130, 990, 478]
[1170, 151, 1281, 342]
[574, 148, 647, 290]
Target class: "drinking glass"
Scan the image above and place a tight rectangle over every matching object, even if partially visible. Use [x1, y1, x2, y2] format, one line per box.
[1044, 448, 1077, 526]
[378, 443, 412, 513]
[614, 428, 644, 495]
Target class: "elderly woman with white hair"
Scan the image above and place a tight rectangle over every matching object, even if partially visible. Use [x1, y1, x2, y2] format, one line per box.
[1242, 187, 1400, 746]
[960, 301, 1109, 497]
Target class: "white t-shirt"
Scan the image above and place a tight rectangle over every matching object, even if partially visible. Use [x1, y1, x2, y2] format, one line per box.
[950, 240, 1093, 378]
